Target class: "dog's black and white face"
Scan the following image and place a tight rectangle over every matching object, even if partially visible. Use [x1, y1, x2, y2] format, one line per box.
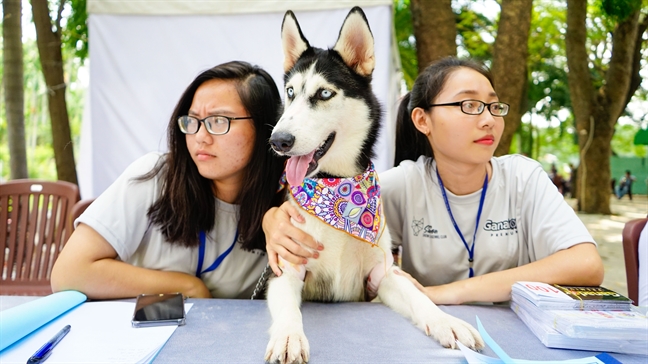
[270, 7, 382, 186]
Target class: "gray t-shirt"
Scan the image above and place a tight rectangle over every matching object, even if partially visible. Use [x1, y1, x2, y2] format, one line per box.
[77, 152, 267, 298]
[380, 154, 596, 287]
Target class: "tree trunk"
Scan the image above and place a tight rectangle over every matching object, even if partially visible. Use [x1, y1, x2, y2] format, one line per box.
[566, 0, 640, 214]
[30, 0, 78, 184]
[411, 0, 456, 72]
[3, 0, 28, 179]
[491, 0, 533, 156]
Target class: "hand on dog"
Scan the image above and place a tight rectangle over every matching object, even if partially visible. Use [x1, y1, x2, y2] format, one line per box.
[394, 270, 462, 305]
[264, 201, 323, 276]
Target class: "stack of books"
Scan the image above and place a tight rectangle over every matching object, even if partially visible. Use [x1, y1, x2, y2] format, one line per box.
[511, 281, 648, 355]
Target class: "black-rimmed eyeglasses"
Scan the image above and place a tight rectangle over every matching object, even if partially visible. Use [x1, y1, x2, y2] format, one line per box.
[428, 100, 510, 116]
[177, 115, 253, 135]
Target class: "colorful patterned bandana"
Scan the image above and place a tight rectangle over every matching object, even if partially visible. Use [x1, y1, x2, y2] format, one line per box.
[279, 163, 384, 245]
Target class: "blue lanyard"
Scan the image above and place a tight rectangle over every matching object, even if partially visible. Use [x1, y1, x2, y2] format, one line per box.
[436, 168, 488, 278]
[195, 229, 239, 277]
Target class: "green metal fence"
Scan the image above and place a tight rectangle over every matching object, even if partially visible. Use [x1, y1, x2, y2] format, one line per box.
[610, 156, 647, 195]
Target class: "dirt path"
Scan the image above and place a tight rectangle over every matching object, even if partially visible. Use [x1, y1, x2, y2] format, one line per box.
[569, 194, 647, 297]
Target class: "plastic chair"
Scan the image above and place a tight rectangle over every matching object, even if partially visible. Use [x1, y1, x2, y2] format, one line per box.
[70, 198, 95, 228]
[0, 179, 79, 295]
[622, 218, 648, 305]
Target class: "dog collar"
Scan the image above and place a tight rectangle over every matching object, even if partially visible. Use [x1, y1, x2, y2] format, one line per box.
[280, 163, 384, 246]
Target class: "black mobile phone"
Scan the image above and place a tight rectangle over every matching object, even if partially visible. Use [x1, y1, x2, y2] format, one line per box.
[131, 293, 186, 328]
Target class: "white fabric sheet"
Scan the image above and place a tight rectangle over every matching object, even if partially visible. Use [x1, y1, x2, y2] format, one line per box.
[87, 0, 392, 15]
[82, 5, 398, 198]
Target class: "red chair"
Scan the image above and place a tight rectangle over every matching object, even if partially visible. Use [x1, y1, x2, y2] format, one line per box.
[622, 218, 648, 305]
[0, 180, 79, 295]
[70, 198, 95, 229]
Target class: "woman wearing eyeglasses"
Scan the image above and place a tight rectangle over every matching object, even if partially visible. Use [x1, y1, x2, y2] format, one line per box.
[263, 57, 603, 304]
[52, 61, 285, 299]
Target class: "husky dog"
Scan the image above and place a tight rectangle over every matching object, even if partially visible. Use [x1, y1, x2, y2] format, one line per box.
[265, 7, 484, 364]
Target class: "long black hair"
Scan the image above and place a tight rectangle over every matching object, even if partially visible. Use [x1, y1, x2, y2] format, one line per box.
[394, 57, 494, 166]
[140, 61, 285, 251]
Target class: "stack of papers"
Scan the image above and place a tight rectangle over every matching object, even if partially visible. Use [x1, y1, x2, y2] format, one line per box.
[511, 282, 648, 355]
[511, 282, 632, 311]
[458, 316, 627, 363]
[0, 292, 192, 363]
[512, 300, 648, 355]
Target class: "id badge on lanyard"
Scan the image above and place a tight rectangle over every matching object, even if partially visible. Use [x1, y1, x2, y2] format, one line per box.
[195, 229, 239, 277]
[436, 169, 488, 278]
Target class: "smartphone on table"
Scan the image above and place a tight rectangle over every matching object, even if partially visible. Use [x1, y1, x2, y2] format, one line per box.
[131, 293, 186, 328]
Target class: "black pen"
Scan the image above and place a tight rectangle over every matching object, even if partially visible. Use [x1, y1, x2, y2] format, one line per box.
[26, 325, 71, 364]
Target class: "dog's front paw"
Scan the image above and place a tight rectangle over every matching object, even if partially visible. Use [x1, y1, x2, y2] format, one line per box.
[265, 330, 310, 364]
[420, 313, 485, 350]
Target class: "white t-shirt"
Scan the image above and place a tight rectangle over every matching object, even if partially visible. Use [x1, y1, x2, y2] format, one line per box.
[380, 154, 596, 287]
[77, 153, 267, 299]
[639, 223, 648, 306]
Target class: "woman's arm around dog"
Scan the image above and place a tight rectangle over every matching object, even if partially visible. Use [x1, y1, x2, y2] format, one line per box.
[263, 201, 322, 276]
[397, 243, 603, 304]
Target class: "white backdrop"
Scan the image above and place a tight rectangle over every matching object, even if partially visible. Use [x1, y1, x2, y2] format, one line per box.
[82, 0, 399, 198]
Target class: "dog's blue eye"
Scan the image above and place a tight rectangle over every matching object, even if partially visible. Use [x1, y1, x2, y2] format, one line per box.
[319, 89, 334, 100]
[287, 87, 294, 98]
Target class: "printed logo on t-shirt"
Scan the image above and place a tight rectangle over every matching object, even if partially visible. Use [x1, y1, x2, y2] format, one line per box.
[411, 217, 447, 239]
[484, 218, 518, 237]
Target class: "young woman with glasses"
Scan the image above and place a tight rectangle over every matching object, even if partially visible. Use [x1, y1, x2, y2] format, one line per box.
[52, 61, 285, 299]
[263, 57, 603, 304]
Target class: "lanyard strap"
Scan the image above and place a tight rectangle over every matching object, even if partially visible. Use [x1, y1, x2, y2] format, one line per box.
[195, 229, 239, 277]
[436, 168, 488, 278]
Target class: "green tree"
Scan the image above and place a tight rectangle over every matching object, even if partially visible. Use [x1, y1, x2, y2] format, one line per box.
[31, 0, 77, 184]
[566, 0, 647, 213]
[3, 0, 28, 179]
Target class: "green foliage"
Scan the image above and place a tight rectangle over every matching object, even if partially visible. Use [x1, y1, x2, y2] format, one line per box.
[614, 124, 647, 157]
[455, 4, 496, 61]
[394, 0, 417, 88]
[511, 117, 580, 174]
[599, 0, 643, 22]
[526, 1, 571, 118]
[62, 0, 88, 63]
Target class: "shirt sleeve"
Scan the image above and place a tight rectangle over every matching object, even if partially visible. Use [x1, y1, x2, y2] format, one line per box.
[380, 166, 407, 249]
[76, 153, 163, 260]
[519, 160, 596, 261]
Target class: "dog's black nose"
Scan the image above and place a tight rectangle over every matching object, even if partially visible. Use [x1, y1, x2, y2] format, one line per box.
[270, 132, 295, 152]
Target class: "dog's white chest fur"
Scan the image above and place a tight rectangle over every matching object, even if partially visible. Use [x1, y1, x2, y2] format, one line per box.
[289, 198, 391, 302]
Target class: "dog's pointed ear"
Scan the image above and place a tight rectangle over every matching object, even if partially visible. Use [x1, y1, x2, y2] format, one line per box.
[333, 7, 375, 77]
[281, 10, 310, 73]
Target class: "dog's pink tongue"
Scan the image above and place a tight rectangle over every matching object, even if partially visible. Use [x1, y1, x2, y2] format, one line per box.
[286, 151, 316, 186]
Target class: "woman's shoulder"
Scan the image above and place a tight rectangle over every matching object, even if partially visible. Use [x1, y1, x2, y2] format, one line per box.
[492, 154, 544, 178]
[380, 156, 429, 184]
[121, 152, 167, 178]
[132, 152, 166, 168]
[383, 155, 429, 176]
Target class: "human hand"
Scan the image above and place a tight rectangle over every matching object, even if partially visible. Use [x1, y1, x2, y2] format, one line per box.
[263, 201, 322, 276]
[394, 269, 461, 305]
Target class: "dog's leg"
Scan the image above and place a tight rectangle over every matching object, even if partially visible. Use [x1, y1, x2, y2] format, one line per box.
[377, 266, 485, 350]
[265, 273, 310, 364]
